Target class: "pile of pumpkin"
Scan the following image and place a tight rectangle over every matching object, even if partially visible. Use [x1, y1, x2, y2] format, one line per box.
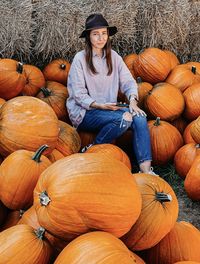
[0, 48, 200, 263]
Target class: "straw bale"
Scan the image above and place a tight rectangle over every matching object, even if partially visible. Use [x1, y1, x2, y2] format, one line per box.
[0, 0, 34, 62]
[135, 0, 192, 62]
[32, 0, 139, 66]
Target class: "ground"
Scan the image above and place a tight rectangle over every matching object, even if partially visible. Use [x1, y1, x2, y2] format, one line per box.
[154, 163, 200, 230]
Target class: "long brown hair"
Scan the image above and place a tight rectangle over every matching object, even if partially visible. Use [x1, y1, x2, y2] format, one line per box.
[85, 30, 113, 75]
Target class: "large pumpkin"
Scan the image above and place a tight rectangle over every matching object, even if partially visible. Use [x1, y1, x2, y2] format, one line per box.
[0, 145, 52, 210]
[148, 117, 183, 165]
[0, 59, 26, 99]
[164, 50, 180, 70]
[33, 153, 142, 240]
[133, 47, 171, 84]
[145, 82, 185, 121]
[142, 221, 200, 264]
[0, 224, 52, 264]
[122, 173, 178, 251]
[0, 96, 59, 156]
[54, 231, 144, 264]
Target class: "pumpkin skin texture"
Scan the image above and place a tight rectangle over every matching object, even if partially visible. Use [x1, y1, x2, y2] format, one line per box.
[85, 143, 131, 170]
[171, 116, 188, 135]
[148, 118, 183, 165]
[166, 64, 200, 92]
[184, 155, 200, 200]
[0, 96, 59, 157]
[183, 83, 200, 121]
[133, 47, 171, 84]
[36, 81, 69, 121]
[0, 224, 52, 264]
[183, 121, 197, 144]
[33, 153, 142, 241]
[145, 82, 185, 121]
[190, 116, 200, 143]
[164, 50, 180, 70]
[122, 173, 178, 251]
[0, 59, 26, 99]
[22, 64, 45, 96]
[142, 221, 200, 264]
[174, 262, 200, 264]
[136, 77, 153, 109]
[174, 143, 200, 179]
[43, 59, 70, 85]
[47, 149, 65, 163]
[55, 120, 81, 156]
[123, 53, 138, 77]
[54, 231, 143, 264]
[0, 145, 52, 210]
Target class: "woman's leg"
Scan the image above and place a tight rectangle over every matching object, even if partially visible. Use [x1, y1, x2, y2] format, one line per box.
[78, 109, 132, 144]
[130, 115, 153, 173]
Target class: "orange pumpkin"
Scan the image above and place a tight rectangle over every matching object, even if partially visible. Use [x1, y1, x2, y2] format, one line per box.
[136, 77, 153, 109]
[123, 53, 138, 77]
[33, 153, 142, 240]
[145, 82, 185, 121]
[148, 117, 183, 165]
[183, 121, 197, 144]
[166, 64, 200, 92]
[174, 262, 200, 264]
[85, 143, 131, 170]
[190, 116, 200, 143]
[171, 116, 188, 134]
[0, 96, 59, 156]
[43, 58, 70, 85]
[55, 121, 81, 156]
[54, 231, 144, 264]
[164, 50, 180, 70]
[122, 173, 178, 251]
[174, 143, 200, 179]
[142, 221, 200, 264]
[47, 149, 65, 163]
[133, 47, 171, 84]
[36, 81, 69, 121]
[0, 59, 26, 99]
[183, 83, 200, 121]
[0, 145, 52, 210]
[22, 64, 45, 96]
[0, 224, 52, 263]
[184, 155, 200, 200]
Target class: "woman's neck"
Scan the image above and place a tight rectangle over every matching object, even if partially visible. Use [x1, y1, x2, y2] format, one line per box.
[93, 48, 103, 57]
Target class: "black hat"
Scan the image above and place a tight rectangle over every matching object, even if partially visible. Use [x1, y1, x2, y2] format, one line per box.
[79, 13, 118, 38]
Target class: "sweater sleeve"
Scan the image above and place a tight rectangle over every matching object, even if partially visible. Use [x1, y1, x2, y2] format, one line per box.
[118, 56, 138, 100]
[67, 55, 95, 110]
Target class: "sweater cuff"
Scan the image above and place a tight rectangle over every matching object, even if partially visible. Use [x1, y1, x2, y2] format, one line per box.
[82, 97, 96, 110]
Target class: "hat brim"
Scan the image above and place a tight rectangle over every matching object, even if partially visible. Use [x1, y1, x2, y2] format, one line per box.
[79, 26, 118, 38]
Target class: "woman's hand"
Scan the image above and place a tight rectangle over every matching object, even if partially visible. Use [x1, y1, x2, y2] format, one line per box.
[129, 99, 146, 117]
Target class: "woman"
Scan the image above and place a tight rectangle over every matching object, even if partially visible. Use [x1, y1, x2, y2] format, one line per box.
[67, 13, 156, 174]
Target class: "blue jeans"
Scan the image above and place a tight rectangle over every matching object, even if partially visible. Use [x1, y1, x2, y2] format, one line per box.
[78, 108, 152, 165]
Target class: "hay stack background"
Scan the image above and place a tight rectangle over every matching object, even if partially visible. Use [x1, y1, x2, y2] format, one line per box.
[0, 0, 200, 67]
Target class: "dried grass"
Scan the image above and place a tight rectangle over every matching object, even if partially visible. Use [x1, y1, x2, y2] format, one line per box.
[0, 0, 34, 62]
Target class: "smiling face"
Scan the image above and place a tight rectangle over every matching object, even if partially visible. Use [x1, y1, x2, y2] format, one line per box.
[89, 27, 108, 52]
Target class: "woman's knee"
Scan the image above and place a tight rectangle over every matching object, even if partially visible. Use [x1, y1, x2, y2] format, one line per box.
[132, 115, 148, 129]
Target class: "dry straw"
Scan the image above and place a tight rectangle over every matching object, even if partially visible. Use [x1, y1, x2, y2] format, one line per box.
[0, 0, 34, 62]
[135, 0, 192, 62]
[32, 0, 139, 66]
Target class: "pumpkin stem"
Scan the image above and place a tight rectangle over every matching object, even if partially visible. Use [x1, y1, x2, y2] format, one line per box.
[195, 144, 200, 148]
[40, 191, 51, 206]
[60, 64, 66, 70]
[191, 66, 196, 74]
[40, 87, 52, 97]
[136, 77, 142, 83]
[19, 209, 25, 218]
[35, 227, 45, 240]
[156, 192, 172, 203]
[32, 144, 49, 163]
[17, 62, 23, 74]
[153, 117, 161, 126]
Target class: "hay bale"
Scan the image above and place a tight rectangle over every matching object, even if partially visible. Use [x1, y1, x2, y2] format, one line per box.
[0, 0, 34, 62]
[32, 0, 139, 65]
[135, 0, 192, 62]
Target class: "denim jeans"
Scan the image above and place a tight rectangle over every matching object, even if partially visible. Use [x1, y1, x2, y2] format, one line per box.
[78, 108, 152, 165]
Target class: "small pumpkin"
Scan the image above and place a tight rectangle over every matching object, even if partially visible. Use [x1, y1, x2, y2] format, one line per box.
[123, 53, 138, 77]
[0, 59, 26, 99]
[43, 58, 70, 85]
[183, 121, 197, 144]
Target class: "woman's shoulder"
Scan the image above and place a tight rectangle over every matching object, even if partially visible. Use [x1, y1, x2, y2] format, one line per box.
[111, 49, 123, 62]
[73, 50, 86, 63]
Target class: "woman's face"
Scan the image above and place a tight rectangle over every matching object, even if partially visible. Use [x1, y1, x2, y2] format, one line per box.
[89, 27, 108, 50]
